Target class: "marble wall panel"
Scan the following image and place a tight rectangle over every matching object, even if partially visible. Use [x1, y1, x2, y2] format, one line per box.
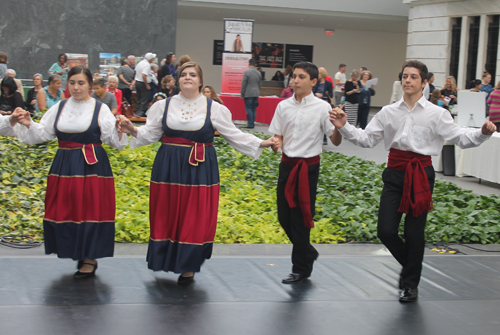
[409, 3, 448, 20]
[411, 17, 450, 32]
[0, 0, 177, 78]
[407, 45, 448, 59]
[408, 31, 448, 45]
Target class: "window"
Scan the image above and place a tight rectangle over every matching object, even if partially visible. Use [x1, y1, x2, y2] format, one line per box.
[466, 16, 480, 85]
[449, 17, 462, 80]
[485, 15, 499, 80]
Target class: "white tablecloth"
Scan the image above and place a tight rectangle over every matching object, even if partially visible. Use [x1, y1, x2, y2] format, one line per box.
[461, 132, 500, 183]
[433, 133, 500, 183]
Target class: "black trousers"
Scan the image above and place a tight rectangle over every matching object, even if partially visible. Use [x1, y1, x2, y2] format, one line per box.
[121, 88, 132, 105]
[357, 104, 370, 129]
[377, 166, 435, 289]
[277, 162, 320, 276]
[135, 81, 150, 115]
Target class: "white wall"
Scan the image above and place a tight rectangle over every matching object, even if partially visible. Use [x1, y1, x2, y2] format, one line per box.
[176, 19, 408, 107]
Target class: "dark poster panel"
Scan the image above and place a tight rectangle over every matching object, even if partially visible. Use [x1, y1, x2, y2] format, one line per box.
[251, 42, 284, 68]
[285, 44, 314, 67]
[213, 40, 224, 65]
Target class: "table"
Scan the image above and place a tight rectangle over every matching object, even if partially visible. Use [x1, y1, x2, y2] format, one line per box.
[433, 132, 500, 183]
[221, 96, 282, 125]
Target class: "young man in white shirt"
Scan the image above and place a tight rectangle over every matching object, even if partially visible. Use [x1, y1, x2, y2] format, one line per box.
[334, 63, 346, 106]
[330, 60, 497, 302]
[269, 62, 342, 284]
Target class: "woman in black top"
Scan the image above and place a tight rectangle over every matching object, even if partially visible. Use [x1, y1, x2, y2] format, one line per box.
[25, 73, 44, 116]
[344, 69, 361, 125]
[440, 76, 458, 105]
[271, 71, 284, 81]
[0, 76, 24, 115]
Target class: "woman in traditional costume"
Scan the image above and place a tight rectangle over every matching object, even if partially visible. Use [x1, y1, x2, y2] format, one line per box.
[118, 62, 275, 284]
[15, 65, 128, 278]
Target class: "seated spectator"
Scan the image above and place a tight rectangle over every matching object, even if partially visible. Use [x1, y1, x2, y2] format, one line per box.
[0, 76, 24, 115]
[271, 70, 284, 81]
[430, 89, 447, 108]
[160, 75, 176, 97]
[5, 69, 24, 99]
[280, 78, 294, 99]
[145, 92, 167, 117]
[106, 75, 123, 115]
[469, 79, 482, 92]
[36, 74, 63, 111]
[91, 78, 117, 115]
[441, 76, 459, 105]
[25, 73, 44, 115]
[0, 52, 7, 79]
[202, 85, 224, 104]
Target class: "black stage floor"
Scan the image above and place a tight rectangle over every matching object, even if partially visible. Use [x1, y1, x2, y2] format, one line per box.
[1, 253, 499, 335]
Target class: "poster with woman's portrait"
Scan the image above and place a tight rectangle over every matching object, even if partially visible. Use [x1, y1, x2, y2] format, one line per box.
[224, 19, 253, 53]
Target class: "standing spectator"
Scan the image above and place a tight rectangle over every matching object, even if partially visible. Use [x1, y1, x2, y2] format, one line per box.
[175, 55, 191, 80]
[441, 76, 458, 105]
[117, 57, 135, 105]
[127, 55, 136, 70]
[160, 75, 176, 97]
[91, 78, 118, 115]
[48, 54, 70, 89]
[469, 79, 482, 91]
[149, 63, 159, 101]
[334, 64, 347, 106]
[158, 52, 176, 84]
[280, 78, 294, 99]
[479, 71, 493, 99]
[390, 72, 404, 103]
[319, 67, 334, 85]
[427, 72, 435, 96]
[36, 74, 63, 112]
[358, 70, 375, 129]
[203, 85, 224, 104]
[487, 80, 500, 131]
[0, 77, 24, 115]
[5, 69, 24, 99]
[313, 68, 333, 105]
[106, 76, 123, 115]
[25, 73, 44, 115]
[0, 52, 7, 79]
[134, 52, 156, 117]
[344, 69, 361, 125]
[283, 65, 293, 87]
[241, 58, 262, 129]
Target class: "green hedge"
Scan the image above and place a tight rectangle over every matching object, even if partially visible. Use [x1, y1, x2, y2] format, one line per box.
[1, 134, 499, 244]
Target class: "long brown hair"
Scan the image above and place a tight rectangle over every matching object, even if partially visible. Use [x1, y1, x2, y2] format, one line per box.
[203, 85, 224, 105]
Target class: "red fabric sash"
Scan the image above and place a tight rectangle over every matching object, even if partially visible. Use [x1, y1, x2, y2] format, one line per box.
[387, 148, 433, 217]
[281, 154, 321, 229]
[162, 136, 213, 166]
[58, 141, 102, 165]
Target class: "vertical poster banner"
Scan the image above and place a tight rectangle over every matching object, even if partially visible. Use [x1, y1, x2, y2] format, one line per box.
[252, 43, 284, 68]
[66, 53, 88, 68]
[285, 44, 314, 67]
[222, 19, 254, 94]
[213, 40, 224, 65]
[221, 53, 253, 94]
[224, 19, 253, 53]
[99, 52, 121, 77]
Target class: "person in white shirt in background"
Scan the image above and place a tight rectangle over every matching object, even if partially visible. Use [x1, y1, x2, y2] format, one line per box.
[334, 63, 347, 107]
[330, 60, 496, 302]
[390, 72, 404, 103]
[134, 52, 156, 117]
[269, 61, 342, 284]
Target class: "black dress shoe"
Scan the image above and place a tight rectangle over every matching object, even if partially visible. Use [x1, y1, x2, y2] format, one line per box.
[74, 261, 98, 279]
[282, 273, 309, 284]
[399, 288, 418, 302]
[77, 260, 84, 270]
[241, 125, 254, 129]
[178, 274, 195, 285]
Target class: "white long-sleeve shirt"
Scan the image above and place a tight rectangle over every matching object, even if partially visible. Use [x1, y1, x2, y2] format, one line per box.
[16, 97, 128, 149]
[130, 94, 263, 159]
[338, 95, 490, 156]
[268, 92, 335, 158]
[0, 115, 19, 137]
